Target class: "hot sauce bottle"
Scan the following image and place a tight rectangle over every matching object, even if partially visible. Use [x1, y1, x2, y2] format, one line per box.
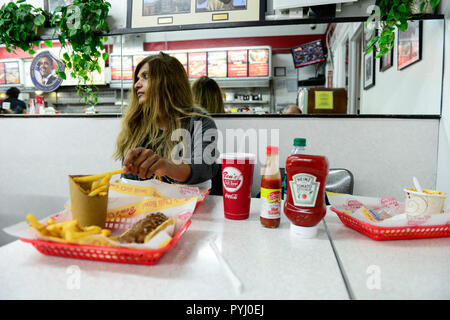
[284, 139, 329, 238]
[260, 146, 281, 228]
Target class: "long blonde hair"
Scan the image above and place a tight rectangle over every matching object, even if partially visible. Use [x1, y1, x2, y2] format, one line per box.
[191, 76, 225, 114]
[113, 52, 208, 162]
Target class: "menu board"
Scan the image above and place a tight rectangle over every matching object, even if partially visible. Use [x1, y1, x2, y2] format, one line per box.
[188, 52, 207, 78]
[23, 60, 34, 87]
[227, 50, 248, 77]
[170, 52, 188, 73]
[0, 63, 5, 85]
[111, 55, 133, 80]
[4, 62, 20, 84]
[207, 51, 227, 78]
[248, 49, 269, 77]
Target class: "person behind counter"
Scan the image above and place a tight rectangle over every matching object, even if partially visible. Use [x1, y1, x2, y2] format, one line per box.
[113, 52, 220, 185]
[2, 87, 26, 114]
[191, 76, 225, 114]
[283, 104, 302, 114]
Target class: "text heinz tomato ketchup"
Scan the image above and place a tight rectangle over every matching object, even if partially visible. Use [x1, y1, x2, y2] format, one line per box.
[284, 138, 329, 238]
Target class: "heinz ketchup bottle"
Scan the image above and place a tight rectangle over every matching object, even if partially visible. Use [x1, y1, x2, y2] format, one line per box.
[260, 146, 281, 228]
[284, 139, 329, 238]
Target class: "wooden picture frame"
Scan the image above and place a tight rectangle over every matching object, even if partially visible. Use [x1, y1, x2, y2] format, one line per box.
[127, 0, 264, 29]
[397, 20, 422, 70]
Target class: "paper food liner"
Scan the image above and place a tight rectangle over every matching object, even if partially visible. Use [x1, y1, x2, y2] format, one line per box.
[328, 192, 450, 227]
[4, 178, 201, 250]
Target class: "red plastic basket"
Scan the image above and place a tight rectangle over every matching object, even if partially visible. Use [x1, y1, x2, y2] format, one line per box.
[331, 208, 450, 241]
[20, 219, 191, 265]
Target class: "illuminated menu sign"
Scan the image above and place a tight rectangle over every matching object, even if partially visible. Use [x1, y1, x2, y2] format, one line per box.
[111, 55, 133, 80]
[207, 51, 227, 78]
[248, 49, 269, 77]
[0, 63, 5, 85]
[133, 55, 146, 74]
[227, 50, 248, 77]
[188, 52, 207, 78]
[170, 52, 188, 73]
[4, 62, 20, 84]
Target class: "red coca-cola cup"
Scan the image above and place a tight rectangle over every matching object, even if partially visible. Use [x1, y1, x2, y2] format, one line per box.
[220, 153, 256, 220]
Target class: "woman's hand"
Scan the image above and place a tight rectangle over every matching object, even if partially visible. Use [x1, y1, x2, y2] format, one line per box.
[122, 147, 192, 182]
[122, 147, 168, 179]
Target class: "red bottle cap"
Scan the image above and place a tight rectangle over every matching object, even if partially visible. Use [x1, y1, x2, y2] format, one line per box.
[266, 146, 279, 155]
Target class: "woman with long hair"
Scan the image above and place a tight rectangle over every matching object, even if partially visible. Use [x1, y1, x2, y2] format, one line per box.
[191, 76, 225, 114]
[114, 52, 219, 184]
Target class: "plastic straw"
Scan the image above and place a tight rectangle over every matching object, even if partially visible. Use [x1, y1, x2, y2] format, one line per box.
[208, 238, 243, 294]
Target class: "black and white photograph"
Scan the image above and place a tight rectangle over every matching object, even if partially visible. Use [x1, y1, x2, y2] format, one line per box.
[364, 50, 375, 89]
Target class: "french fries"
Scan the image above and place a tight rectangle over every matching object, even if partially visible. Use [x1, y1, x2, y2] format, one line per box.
[73, 168, 124, 197]
[73, 169, 124, 183]
[26, 213, 111, 243]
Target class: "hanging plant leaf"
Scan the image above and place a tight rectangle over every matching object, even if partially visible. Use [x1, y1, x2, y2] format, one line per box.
[33, 13, 45, 26]
[369, 0, 440, 58]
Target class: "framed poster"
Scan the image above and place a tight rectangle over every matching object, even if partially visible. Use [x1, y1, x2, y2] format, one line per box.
[207, 51, 227, 78]
[227, 50, 248, 77]
[379, 48, 393, 72]
[398, 20, 422, 70]
[128, 0, 263, 28]
[188, 51, 207, 78]
[363, 50, 375, 90]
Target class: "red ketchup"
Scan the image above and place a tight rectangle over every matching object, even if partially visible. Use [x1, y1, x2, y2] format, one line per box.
[284, 153, 329, 238]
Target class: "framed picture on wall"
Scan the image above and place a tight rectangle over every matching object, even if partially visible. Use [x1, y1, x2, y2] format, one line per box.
[363, 50, 375, 90]
[398, 20, 422, 70]
[379, 48, 393, 72]
[363, 20, 377, 52]
[127, 0, 264, 29]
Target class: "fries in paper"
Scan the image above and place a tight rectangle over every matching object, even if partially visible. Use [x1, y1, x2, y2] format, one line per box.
[73, 168, 124, 197]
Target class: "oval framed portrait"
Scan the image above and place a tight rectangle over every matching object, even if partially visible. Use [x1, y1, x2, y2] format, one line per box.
[30, 51, 65, 92]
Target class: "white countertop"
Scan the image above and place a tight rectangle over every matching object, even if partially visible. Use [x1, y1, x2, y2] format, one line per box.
[0, 196, 349, 300]
[325, 210, 450, 300]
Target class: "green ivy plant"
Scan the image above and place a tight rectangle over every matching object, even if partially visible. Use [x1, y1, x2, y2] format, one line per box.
[0, 0, 53, 55]
[365, 0, 440, 58]
[51, 0, 111, 105]
[0, 0, 111, 106]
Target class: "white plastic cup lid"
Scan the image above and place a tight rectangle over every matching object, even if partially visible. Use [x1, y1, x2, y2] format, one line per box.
[290, 223, 318, 238]
[219, 153, 256, 163]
